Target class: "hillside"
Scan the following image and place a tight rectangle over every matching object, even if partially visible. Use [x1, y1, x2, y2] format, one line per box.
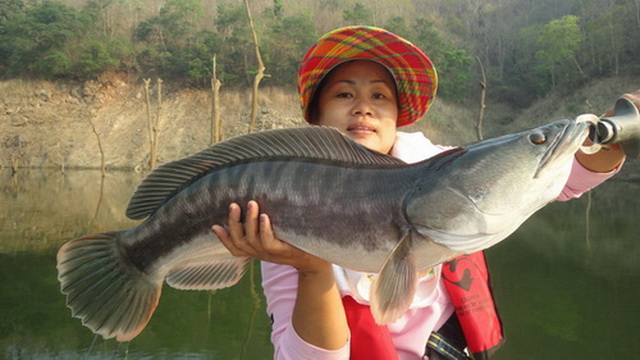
[1, 73, 639, 173]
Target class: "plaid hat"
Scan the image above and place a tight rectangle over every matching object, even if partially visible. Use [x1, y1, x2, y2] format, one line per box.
[297, 26, 438, 127]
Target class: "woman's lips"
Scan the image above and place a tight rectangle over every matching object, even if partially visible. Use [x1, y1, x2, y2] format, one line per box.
[347, 125, 376, 134]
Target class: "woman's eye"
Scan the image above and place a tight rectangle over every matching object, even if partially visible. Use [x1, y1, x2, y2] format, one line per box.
[372, 93, 386, 99]
[529, 132, 547, 144]
[337, 92, 352, 98]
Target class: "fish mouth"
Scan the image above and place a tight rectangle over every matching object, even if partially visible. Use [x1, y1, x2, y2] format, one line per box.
[535, 120, 589, 178]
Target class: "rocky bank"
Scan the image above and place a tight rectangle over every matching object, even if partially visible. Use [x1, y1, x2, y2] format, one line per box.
[2, 72, 639, 177]
[0, 72, 307, 171]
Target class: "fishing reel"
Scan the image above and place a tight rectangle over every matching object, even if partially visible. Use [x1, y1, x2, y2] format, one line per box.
[577, 97, 640, 158]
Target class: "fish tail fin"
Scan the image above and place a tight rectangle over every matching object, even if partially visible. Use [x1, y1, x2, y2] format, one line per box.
[56, 232, 161, 342]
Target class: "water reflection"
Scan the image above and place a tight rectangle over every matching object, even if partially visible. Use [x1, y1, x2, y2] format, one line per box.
[0, 170, 273, 359]
[489, 178, 640, 359]
[0, 170, 142, 252]
[0, 170, 638, 359]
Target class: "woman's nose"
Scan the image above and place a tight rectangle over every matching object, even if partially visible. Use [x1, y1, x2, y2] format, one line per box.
[351, 97, 374, 116]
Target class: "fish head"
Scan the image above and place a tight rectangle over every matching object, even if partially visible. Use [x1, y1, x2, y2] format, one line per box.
[406, 119, 589, 254]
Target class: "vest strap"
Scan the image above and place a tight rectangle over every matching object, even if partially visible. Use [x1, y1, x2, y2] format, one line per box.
[426, 331, 471, 360]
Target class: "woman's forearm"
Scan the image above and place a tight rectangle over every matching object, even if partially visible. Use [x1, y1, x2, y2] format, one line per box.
[291, 264, 350, 351]
[575, 143, 625, 173]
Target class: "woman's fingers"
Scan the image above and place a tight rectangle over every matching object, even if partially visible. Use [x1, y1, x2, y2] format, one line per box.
[226, 203, 245, 240]
[214, 202, 256, 257]
[214, 201, 268, 257]
[212, 200, 319, 268]
[212, 224, 246, 257]
[244, 200, 261, 244]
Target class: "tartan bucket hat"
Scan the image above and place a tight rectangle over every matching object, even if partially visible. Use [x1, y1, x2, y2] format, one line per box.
[297, 26, 438, 127]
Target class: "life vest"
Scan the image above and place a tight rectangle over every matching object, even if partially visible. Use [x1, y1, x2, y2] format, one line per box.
[441, 251, 504, 359]
[342, 251, 503, 359]
[342, 295, 399, 360]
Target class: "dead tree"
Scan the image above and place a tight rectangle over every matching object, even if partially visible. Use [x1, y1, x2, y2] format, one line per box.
[211, 54, 223, 144]
[245, 0, 269, 133]
[475, 56, 487, 141]
[10, 152, 19, 176]
[87, 116, 106, 177]
[144, 78, 163, 169]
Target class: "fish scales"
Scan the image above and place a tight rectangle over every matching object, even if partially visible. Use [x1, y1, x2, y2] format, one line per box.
[124, 158, 421, 274]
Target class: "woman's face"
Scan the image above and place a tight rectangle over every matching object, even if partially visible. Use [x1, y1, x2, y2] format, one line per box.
[315, 61, 398, 154]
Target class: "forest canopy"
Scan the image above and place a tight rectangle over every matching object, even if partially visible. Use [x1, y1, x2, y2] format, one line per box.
[0, 0, 638, 106]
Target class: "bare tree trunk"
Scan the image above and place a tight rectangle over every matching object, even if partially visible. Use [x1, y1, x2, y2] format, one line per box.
[475, 56, 487, 141]
[143, 78, 163, 170]
[10, 152, 19, 176]
[606, 3, 620, 75]
[143, 78, 154, 169]
[154, 78, 163, 167]
[245, 0, 269, 133]
[211, 54, 222, 144]
[88, 116, 106, 177]
[571, 56, 586, 77]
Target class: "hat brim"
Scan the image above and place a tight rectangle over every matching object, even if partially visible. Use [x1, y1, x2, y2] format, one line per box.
[297, 26, 438, 127]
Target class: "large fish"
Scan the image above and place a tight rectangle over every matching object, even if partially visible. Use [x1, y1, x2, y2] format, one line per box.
[57, 119, 588, 341]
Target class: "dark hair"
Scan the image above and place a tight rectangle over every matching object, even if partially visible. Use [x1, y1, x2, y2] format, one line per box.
[307, 79, 327, 125]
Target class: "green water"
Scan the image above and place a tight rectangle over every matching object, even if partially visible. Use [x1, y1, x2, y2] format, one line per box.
[1, 169, 638, 359]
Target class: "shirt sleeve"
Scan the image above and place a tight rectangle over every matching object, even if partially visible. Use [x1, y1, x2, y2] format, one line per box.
[556, 158, 623, 201]
[261, 261, 350, 360]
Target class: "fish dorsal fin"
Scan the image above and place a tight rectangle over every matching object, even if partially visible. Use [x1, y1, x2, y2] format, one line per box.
[126, 126, 404, 219]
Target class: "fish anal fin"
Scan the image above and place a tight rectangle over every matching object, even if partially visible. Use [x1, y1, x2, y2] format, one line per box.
[166, 256, 252, 290]
[56, 232, 162, 342]
[370, 231, 417, 324]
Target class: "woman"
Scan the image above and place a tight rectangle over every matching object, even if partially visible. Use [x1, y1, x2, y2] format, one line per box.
[212, 26, 633, 359]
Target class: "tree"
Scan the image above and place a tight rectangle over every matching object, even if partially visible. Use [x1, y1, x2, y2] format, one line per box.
[244, 0, 268, 133]
[134, 0, 204, 79]
[343, 2, 372, 25]
[0, 1, 94, 78]
[412, 18, 473, 101]
[263, 15, 317, 85]
[273, 0, 284, 19]
[383, 16, 411, 39]
[535, 15, 585, 88]
[214, 2, 253, 84]
[0, 0, 24, 24]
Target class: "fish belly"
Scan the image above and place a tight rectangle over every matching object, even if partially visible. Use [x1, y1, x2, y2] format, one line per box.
[230, 160, 415, 272]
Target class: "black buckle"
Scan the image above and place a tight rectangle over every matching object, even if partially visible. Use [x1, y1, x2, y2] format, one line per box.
[425, 331, 470, 360]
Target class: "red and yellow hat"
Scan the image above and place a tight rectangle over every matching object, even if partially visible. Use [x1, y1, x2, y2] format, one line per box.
[297, 26, 438, 128]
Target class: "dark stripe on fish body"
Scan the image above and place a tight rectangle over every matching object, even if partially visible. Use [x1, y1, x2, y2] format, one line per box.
[122, 158, 424, 273]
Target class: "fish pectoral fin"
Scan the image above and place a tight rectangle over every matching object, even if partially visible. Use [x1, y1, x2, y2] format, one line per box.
[166, 256, 252, 290]
[370, 231, 417, 324]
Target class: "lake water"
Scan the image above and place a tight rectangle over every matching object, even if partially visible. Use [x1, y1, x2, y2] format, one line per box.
[1, 169, 638, 359]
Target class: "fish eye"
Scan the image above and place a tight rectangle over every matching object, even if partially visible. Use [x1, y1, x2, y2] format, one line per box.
[528, 132, 547, 145]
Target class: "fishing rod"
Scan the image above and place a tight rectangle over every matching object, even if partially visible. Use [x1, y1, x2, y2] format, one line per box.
[577, 97, 640, 158]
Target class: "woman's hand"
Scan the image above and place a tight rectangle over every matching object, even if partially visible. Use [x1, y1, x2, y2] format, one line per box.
[212, 200, 331, 275]
[575, 90, 640, 172]
[212, 201, 349, 350]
